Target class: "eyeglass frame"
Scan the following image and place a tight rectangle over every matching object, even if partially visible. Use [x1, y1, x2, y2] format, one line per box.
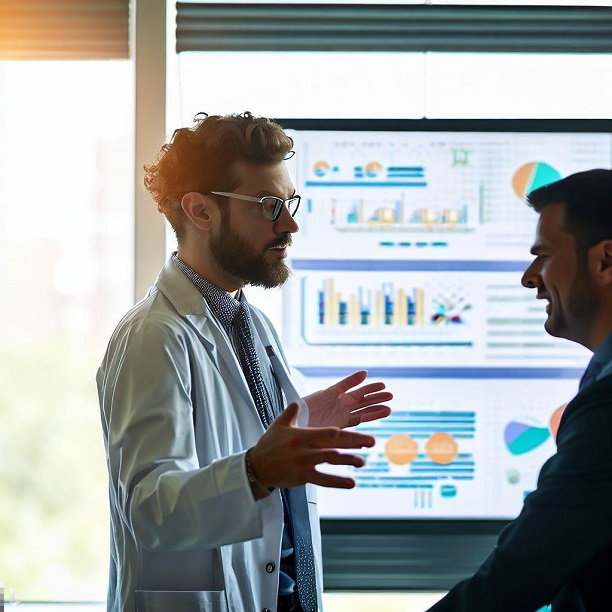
[210, 191, 301, 221]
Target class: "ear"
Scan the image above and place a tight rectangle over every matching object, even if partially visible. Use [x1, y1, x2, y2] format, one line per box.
[590, 239, 612, 286]
[180, 192, 216, 231]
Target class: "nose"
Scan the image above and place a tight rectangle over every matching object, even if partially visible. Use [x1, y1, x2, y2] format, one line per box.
[273, 203, 299, 234]
[521, 261, 539, 289]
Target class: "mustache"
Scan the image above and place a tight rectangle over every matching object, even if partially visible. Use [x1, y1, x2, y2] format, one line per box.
[266, 233, 293, 250]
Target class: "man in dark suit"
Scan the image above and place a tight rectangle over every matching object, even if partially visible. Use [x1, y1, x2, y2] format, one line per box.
[428, 168, 612, 612]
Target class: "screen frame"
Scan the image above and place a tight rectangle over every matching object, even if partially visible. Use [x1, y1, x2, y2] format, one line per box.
[278, 118, 612, 134]
[277, 116, 611, 590]
[281, 115, 612, 524]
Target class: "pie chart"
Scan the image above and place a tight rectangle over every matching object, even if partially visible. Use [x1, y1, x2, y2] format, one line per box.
[504, 417, 550, 455]
[512, 161, 562, 199]
[313, 161, 330, 177]
[365, 161, 383, 178]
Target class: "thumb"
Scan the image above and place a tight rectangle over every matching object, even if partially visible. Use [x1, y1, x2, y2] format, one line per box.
[272, 401, 301, 428]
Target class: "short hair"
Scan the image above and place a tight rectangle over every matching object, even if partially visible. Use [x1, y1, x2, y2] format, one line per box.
[143, 112, 294, 239]
[526, 168, 612, 252]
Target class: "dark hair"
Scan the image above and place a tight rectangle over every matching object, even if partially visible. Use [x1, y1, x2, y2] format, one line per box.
[526, 168, 612, 252]
[143, 112, 294, 239]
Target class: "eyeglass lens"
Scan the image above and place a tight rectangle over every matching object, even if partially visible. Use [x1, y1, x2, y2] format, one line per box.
[261, 197, 300, 220]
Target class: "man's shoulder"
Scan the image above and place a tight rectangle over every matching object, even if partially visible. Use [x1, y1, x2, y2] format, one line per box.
[555, 373, 612, 444]
[573, 372, 612, 405]
[110, 286, 187, 342]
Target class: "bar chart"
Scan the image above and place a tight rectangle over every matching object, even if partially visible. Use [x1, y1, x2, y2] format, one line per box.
[303, 274, 473, 347]
[331, 196, 472, 232]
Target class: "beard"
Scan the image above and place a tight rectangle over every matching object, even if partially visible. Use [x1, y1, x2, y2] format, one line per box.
[209, 213, 292, 289]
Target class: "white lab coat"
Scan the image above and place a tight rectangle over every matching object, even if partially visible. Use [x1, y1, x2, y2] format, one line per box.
[97, 257, 323, 612]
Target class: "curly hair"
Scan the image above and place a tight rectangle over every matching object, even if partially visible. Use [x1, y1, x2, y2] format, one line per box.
[143, 112, 294, 239]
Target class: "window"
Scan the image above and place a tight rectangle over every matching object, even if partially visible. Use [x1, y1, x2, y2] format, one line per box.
[0, 60, 133, 601]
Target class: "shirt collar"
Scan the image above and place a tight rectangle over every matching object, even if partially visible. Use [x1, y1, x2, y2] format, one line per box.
[171, 252, 247, 332]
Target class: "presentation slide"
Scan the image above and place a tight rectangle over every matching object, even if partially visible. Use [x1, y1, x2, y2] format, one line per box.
[282, 121, 612, 519]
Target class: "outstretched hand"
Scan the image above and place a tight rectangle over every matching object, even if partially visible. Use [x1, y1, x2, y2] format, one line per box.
[304, 370, 393, 429]
[247, 402, 376, 492]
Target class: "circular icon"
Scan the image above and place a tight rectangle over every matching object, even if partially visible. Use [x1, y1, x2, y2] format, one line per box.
[365, 161, 383, 178]
[385, 433, 419, 465]
[313, 160, 330, 177]
[506, 468, 521, 485]
[425, 432, 458, 465]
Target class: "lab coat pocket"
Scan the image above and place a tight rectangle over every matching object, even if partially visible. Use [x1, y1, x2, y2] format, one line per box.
[135, 589, 228, 611]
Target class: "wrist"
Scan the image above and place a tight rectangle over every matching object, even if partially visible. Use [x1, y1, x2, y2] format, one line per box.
[245, 449, 275, 497]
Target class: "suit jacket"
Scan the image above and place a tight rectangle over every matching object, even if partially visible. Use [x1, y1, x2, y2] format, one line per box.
[96, 257, 323, 612]
[428, 373, 612, 612]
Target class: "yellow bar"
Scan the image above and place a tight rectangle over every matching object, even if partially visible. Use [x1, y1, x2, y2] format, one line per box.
[415, 287, 425, 326]
[349, 293, 359, 326]
[325, 278, 335, 326]
[375, 290, 384, 326]
[397, 288, 406, 326]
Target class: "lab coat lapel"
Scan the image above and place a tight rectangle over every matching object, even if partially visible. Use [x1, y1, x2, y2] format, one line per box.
[154, 257, 257, 413]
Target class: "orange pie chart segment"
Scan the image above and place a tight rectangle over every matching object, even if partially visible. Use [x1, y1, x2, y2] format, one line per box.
[426, 432, 458, 465]
[549, 404, 567, 441]
[385, 433, 419, 465]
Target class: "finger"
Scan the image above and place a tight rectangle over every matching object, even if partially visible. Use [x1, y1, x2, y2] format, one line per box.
[332, 370, 368, 393]
[350, 381, 387, 397]
[290, 425, 376, 447]
[355, 391, 394, 407]
[271, 401, 300, 427]
[298, 449, 366, 469]
[293, 426, 375, 445]
[312, 450, 366, 468]
[306, 431, 376, 449]
[349, 405, 392, 426]
[306, 470, 356, 489]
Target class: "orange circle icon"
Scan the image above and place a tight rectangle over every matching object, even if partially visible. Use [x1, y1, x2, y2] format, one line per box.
[425, 432, 458, 465]
[385, 434, 418, 465]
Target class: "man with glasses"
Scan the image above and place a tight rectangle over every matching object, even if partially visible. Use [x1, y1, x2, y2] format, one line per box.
[97, 112, 392, 612]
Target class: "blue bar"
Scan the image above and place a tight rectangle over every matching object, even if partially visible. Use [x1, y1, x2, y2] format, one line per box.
[296, 366, 584, 379]
[291, 259, 531, 272]
[305, 181, 428, 187]
[388, 166, 424, 171]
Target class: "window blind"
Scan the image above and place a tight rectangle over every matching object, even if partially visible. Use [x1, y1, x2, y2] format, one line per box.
[176, 3, 612, 54]
[0, 0, 129, 59]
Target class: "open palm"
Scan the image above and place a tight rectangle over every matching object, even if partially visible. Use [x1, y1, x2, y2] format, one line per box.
[304, 370, 393, 429]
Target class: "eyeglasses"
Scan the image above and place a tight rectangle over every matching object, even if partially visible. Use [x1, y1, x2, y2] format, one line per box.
[210, 191, 301, 221]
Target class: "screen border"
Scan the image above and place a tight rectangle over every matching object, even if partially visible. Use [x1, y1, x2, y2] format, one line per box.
[279, 118, 612, 134]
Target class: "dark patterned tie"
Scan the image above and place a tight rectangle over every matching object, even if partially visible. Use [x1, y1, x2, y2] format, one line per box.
[233, 304, 273, 427]
[282, 487, 318, 611]
[233, 304, 318, 611]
